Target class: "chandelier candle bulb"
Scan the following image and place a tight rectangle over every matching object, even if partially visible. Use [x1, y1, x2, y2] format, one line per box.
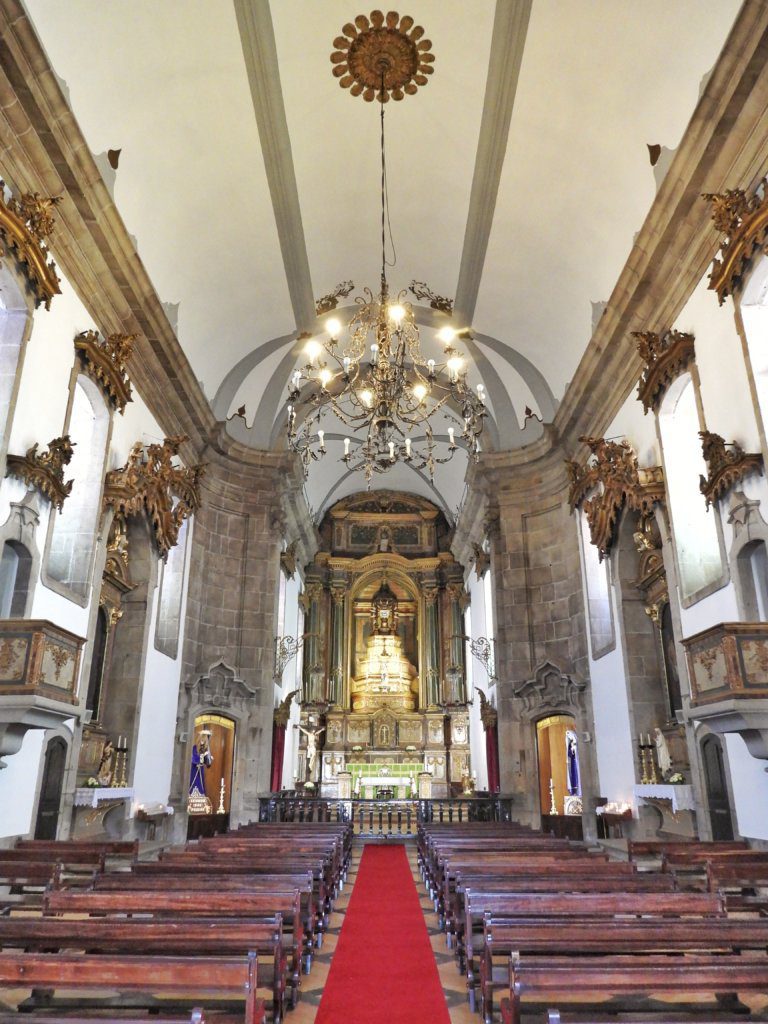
[448, 427, 455, 446]
[343, 356, 351, 373]
[405, 438, 411, 456]
[344, 437, 351, 456]
[388, 441, 395, 459]
[437, 326, 456, 344]
[318, 429, 325, 450]
[427, 358, 435, 375]
[389, 304, 405, 324]
[371, 343, 379, 361]
[326, 317, 341, 339]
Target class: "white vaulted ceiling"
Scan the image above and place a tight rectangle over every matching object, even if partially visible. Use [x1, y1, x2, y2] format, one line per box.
[22, 0, 741, 519]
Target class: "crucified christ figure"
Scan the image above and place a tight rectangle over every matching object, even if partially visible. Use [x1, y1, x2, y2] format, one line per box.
[298, 721, 326, 780]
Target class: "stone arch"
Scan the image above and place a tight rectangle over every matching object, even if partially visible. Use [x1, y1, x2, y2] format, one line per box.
[0, 488, 41, 617]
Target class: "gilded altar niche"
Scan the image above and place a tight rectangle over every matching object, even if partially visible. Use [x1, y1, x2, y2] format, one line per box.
[296, 491, 470, 798]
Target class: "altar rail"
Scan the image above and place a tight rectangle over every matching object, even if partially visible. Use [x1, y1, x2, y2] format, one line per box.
[257, 796, 513, 838]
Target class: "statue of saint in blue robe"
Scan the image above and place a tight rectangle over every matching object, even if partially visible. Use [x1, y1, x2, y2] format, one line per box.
[189, 739, 213, 798]
[565, 729, 581, 796]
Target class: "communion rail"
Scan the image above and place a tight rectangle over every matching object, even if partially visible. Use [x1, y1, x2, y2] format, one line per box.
[256, 796, 513, 838]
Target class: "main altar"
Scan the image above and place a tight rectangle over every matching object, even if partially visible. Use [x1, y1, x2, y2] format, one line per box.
[295, 492, 471, 799]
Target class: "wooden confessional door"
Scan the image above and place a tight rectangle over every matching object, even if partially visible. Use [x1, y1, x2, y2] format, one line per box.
[34, 737, 67, 839]
[701, 734, 735, 840]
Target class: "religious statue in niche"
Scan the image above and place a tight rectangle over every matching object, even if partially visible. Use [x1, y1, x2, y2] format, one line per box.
[299, 718, 326, 781]
[565, 729, 581, 797]
[95, 738, 115, 787]
[654, 727, 673, 779]
[188, 729, 213, 814]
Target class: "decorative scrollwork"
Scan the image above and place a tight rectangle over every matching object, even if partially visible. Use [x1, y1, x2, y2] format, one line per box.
[316, 281, 354, 315]
[0, 182, 61, 308]
[408, 280, 453, 315]
[6, 436, 75, 510]
[74, 330, 136, 413]
[566, 436, 665, 561]
[633, 330, 695, 414]
[451, 633, 496, 681]
[703, 184, 768, 304]
[103, 435, 204, 558]
[699, 430, 763, 509]
[274, 635, 305, 680]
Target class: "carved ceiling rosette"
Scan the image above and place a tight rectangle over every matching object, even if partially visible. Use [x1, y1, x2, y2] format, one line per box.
[633, 330, 695, 414]
[6, 436, 75, 510]
[566, 435, 665, 561]
[0, 183, 62, 309]
[103, 435, 205, 558]
[699, 430, 763, 509]
[74, 330, 136, 413]
[703, 184, 768, 305]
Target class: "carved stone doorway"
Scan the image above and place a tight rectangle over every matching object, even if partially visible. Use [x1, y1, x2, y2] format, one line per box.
[701, 734, 735, 840]
[34, 736, 67, 839]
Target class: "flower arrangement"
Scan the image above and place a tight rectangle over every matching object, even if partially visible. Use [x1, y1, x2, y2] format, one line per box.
[666, 771, 685, 784]
[84, 776, 100, 788]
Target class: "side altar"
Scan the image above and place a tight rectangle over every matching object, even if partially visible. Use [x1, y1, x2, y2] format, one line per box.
[292, 492, 472, 799]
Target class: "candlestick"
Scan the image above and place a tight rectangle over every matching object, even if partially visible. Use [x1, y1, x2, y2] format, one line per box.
[217, 777, 226, 814]
[549, 777, 557, 815]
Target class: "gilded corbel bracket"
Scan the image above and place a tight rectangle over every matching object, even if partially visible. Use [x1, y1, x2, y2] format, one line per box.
[698, 430, 763, 509]
[0, 183, 62, 309]
[274, 688, 299, 728]
[476, 687, 498, 731]
[74, 330, 136, 413]
[103, 435, 204, 558]
[6, 436, 75, 511]
[703, 184, 768, 305]
[566, 435, 665, 561]
[633, 330, 695, 414]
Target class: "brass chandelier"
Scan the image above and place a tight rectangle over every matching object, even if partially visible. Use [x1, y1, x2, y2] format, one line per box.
[286, 11, 486, 484]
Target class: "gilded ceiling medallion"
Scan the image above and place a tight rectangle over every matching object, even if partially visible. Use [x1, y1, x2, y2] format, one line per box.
[330, 11, 434, 102]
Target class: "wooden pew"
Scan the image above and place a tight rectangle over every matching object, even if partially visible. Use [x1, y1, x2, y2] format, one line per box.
[481, 914, 768, 1024]
[627, 838, 748, 862]
[0, 951, 263, 1024]
[500, 953, 768, 1024]
[462, 890, 724, 1016]
[43, 889, 296, 1018]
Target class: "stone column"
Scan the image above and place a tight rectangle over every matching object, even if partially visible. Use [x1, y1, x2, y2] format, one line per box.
[423, 583, 441, 708]
[328, 582, 346, 706]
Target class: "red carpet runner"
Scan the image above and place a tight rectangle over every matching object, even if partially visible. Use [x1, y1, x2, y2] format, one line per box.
[316, 844, 450, 1023]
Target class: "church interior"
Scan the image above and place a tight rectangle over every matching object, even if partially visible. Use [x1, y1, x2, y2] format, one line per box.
[2, 0, 768, 1020]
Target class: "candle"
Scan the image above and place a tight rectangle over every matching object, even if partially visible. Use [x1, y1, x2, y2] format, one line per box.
[427, 358, 435, 375]
[343, 356, 351, 373]
[405, 438, 411, 456]
[317, 429, 325, 450]
[448, 427, 455, 446]
[647, 733, 652, 746]
[388, 441, 395, 458]
[344, 437, 350, 456]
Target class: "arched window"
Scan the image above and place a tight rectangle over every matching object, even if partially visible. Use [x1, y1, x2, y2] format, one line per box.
[47, 376, 109, 597]
[0, 539, 32, 617]
[0, 263, 31, 463]
[658, 373, 724, 601]
[736, 539, 768, 620]
[85, 604, 109, 720]
[155, 518, 190, 659]
[578, 509, 614, 657]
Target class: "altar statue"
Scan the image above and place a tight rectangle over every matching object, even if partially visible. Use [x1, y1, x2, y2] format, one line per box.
[299, 720, 326, 779]
[351, 579, 418, 711]
[565, 729, 581, 796]
[189, 729, 213, 799]
[654, 727, 672, 778]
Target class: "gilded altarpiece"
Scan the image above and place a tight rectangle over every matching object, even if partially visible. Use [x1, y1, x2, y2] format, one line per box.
[297, 492, 470, 798]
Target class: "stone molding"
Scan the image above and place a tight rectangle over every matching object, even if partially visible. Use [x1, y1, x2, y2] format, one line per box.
[566, 436, 665, 560]
[513, 660, 586, 716]
[0, 183, 61, 308]
[103, 436, 204, 558]
[633, 330, 696, 414]
[6, 436, 74, 511]
[74, 330, 135, 414]
[184, 660, 258, 712]
[699, 430, 764, 509]
[703, 183, 768, 304]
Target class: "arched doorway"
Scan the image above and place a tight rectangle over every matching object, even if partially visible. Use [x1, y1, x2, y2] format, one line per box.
[187, 713, 236, 838]
[700, 734, 735, 840]
[536, 713, 582, 839]
[34, 736, 67, 839]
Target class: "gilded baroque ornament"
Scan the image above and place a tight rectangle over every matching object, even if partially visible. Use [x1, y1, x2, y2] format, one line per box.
[330, 11, 434, 102]
[476, 687, 497, 731]
[0, 183, 61, 308]
[103, 435, 204, 558]
[74, 330, 136, 413]
[703, 184, 768, 304]
[566, 436, 665, 561]
[633, 330, 695, 414]
[6, 436, 74, 511]
[274, 688, 299, 728]
[698, 430, 763, 509]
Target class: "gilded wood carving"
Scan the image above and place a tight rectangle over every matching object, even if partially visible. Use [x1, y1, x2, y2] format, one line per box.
[74, 330, 136, 413]
[476, 687, 497, 731]
[703, 185, 768, 304]
[331, 11, 434, 102]
[6, 436, 74, 510]
[566, 436, 665, 561]
[316, 281, 354, 315]
[633, 330, 695, 414]
[408, 280, 453, 315]
[103, 435, 204, 557]
[0, 183, 61, 308]
[698, 430, 763, 509]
